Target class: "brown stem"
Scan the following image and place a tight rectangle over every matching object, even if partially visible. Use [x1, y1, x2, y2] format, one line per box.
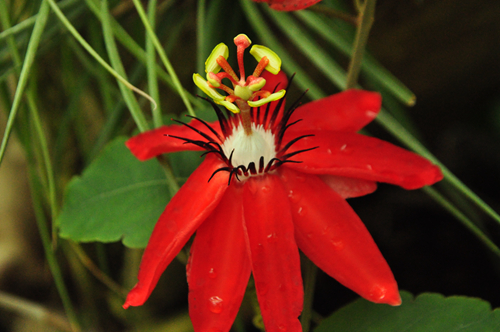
[308, 4, 358, 26]
[345, 0, 377, 90]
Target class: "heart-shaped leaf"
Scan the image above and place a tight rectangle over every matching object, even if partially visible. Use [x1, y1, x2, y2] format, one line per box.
[58, 137, 170, 248]
[314, 291, 500, 332]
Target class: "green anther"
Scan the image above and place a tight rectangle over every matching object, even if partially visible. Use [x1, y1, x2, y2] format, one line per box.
[249, 45, 282, 75]
[218, 100, 240, 113]
[205, 43, 229, 74]
[249, 78, 266, 92]
[193, 73, 225, 101]
[248, 89, 286, 107]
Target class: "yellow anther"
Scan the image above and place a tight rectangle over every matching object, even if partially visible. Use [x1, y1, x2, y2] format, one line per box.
[205, 43, 229, 74]
[249, 45, 282, 75]
[247, 89, 286, 107]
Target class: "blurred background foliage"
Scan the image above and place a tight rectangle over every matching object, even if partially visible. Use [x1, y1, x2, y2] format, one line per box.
[1, 0, 500, 331]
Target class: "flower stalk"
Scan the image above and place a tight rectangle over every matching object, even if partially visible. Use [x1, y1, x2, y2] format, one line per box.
[345, 0, 377, 90]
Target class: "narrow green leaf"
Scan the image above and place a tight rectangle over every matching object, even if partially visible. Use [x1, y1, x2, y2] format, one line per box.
[376, 110, 500, 226]
[295, 10, 416, 106]
[131, 0, 195, 117]
[100, 0, 149, 132]
[146, 0, 162, 128]
[265, 8, 347, 90]
[315, 291, 500, 332]
[46, 0, 153, 132]
[58, 137, 170, 248]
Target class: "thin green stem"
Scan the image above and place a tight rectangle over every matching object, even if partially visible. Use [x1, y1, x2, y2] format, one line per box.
[376, 110, 500, 226]
[28, 167, 81, 332]
[131, 0, 195, 117]
[308, 4, 357, 25]
[70, 243, 127, 297]
[423, 187, 500, 258]
[83, 0, 203, 108]
[46, 0, 151, 132]
[1, 0, 59, 275]
[156, 155, 180, 197]
[345, 0, 376, 90]
[0, 0, 79, 42]
[0, 0, 48, 165]
[0, 291, 72, 332]
[100, 0, 149, 132]
[300, 257, 318, 332]
[146, 0, 162, 128]
[197, 0, 206, 76]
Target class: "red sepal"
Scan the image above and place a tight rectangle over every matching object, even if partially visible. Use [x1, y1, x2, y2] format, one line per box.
[279, 167, 401, 305]
[243, 175, 303, 332]
[188, 183, 251, 332]
[123, 155, 228, 308]
[288, 90, 381, 133]
[254, 0, 322, 11]
[126, 120, 222, 161]
[285, 131, 443, 189]
[319, 175, 377, 199]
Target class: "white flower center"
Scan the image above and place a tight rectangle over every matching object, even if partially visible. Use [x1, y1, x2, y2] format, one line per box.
[221, 123, 276, 174]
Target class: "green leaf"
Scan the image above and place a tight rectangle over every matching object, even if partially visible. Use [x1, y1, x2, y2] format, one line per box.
[58, 137, 170, 248]
[314, 291, 500, 332]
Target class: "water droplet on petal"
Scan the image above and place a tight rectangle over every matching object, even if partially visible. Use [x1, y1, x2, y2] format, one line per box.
[267, 233, 277, 242]
[366, 110, 378, 119]
[288, 190, 301, 203]
[208, 296, 223, 314]
[297, 206, 308, 217]
[261, 185, 270, 193]
[208, 268, 217, 279]
[330, 239, 344, 250]
[326, 148, 332, 154]
[369, 284, 388, 302]
[340, 144, 353, 155]
[278, 324, 287, 331]
[366, 164, 373, 171]
[295, 174, 306, 182]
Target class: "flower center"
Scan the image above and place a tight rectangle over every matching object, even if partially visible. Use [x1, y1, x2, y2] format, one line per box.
[221, 122, 276, 176]
[193, 34, 286, 135]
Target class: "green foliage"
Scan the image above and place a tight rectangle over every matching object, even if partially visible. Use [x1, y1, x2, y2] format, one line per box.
[58, 137, 169, 248]
[315, 291, 500, 332]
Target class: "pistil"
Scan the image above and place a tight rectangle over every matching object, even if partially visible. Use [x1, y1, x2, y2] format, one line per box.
[235, 99, 253, 135]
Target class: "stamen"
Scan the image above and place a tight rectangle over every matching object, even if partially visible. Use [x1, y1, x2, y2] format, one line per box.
[216, 56, 239, 82]
[216, 83, 235, 96]
[252, 56, 270, 77]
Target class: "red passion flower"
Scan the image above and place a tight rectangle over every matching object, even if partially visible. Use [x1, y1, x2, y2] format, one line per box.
[123, 35, 443, 332]
[253, 0, 322, 11]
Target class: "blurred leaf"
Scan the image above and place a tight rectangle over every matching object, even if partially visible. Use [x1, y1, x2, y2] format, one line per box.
[58, 137, 169, 248]
[315, 291, 500, 332]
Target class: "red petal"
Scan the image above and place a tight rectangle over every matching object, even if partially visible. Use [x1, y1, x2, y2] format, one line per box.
[242, 175, 303, 332]
[279, 167, 401, 305]
[261, 70, 288, 91]
[123, 155, 229, 308]
[254, 0, 322, 11]
[288, 90, 381, 133]
[126, 120, 222, 161]
[188, 184, 251, 332]
[319, 175, 377, 199]
[285, 131, 443, 189]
